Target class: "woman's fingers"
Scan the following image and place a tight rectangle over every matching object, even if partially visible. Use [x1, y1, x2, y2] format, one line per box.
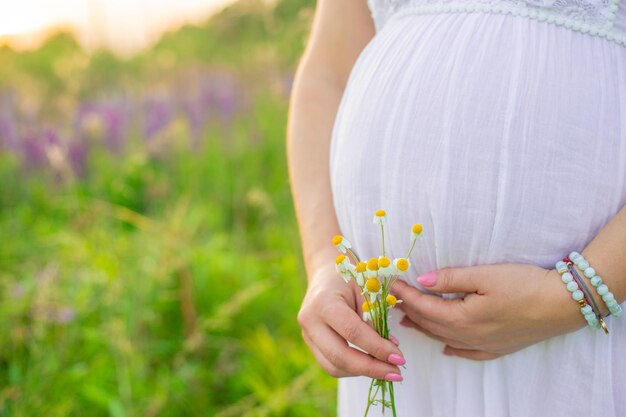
[395, 299, 463, 341]
[393, 280, 466, 326]
[302, 332, 346, 377]
[443, 345, 503, 361]
[322, 302, 405, 366]
[306, 323, 403, 379]
[399, 316, 474, 350]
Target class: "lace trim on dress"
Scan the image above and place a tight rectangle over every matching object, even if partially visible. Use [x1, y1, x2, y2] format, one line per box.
[367, 0, 625, 47]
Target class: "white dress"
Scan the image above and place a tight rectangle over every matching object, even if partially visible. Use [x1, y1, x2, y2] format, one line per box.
[329, 0, 626, 415]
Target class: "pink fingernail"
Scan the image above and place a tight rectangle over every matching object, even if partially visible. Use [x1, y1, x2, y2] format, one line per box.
[384, 373, 403, 382]
[443, 348, 453, 356]
[417, 271, 437, 287]
[389, 334, 400, 346]
[388, 353, 406, 366]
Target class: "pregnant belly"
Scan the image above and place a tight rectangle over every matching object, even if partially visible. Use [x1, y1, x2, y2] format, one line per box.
[329, 12, 626, 275]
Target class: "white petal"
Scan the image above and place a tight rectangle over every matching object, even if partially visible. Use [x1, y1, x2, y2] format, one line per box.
[356, 274, 364, 286]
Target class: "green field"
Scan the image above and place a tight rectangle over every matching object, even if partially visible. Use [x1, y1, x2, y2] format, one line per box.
[0, 1, 337, 415]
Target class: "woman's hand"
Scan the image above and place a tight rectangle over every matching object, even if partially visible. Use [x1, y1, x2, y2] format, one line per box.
[297, 264, 406, 381]
[392, 263, 589, 361]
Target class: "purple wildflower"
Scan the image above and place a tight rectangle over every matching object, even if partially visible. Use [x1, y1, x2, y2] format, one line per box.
[142, 96, 173, 140]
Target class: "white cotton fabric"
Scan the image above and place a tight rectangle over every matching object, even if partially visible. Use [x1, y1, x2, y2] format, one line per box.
[329, 10, 626, 417]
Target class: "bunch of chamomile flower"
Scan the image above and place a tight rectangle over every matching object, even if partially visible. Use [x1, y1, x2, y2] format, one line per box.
[332, 210, 423, 417]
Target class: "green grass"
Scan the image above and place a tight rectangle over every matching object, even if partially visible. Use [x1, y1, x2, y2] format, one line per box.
[0, 90, 337, 416]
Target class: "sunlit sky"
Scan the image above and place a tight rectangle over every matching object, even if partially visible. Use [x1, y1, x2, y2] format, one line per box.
[0, 0, 239, 55]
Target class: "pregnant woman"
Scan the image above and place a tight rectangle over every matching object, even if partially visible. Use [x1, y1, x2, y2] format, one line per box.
[287, 0, 626, 415]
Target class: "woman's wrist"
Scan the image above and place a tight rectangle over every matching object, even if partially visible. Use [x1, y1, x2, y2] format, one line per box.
[579, 205, 626, 306]
[580, 248, 626, 309]
[542, 268, 589, 333]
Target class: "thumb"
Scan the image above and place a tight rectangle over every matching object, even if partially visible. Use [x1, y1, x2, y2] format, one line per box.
[416, 267, 480, 294]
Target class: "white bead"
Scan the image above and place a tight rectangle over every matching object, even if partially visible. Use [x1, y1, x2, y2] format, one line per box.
[597, 284, 609, 296]
[577, 260, 590, 269]
[590, 276, 602, 287]
[561, 272, 573, 283]
[569, 251, 581, 260]
[581, 305, 593, 315]
[584, 267, 596, 278]
[567, 281, 579, 292]
[572, 290, 584, 301]
[603, 292, 615, 302]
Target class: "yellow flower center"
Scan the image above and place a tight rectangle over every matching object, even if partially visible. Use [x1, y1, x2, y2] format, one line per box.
[396, 258, 409, 271]
[386, 295, 397, 306]
[367, 257, 379, 271]
[365, 278, 381, 293]
[379, 256, 391, 268]
[412, 224, 423, 234]
[362, 301, 371, 312]
[356, 262, 367, 273]
[375, 209, 386, 217]
[332, 235, 343, 245]
[335, 254, 347, 265]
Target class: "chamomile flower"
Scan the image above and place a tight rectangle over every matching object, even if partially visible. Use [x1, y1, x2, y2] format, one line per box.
[362, 301, 372, 321]
[355, 262, 367, 286]
[331, 235, 352, 253]
[393, 257, 410, 275]
[335, 254, 349, 273]
[385, 294, 402, 308]
[335, 255, 356, 282]
[378, 256, 393, 277]
[411, 224, 423, 242]
[373, 209, 387, 224]
[365, 278, 382, 300]
[342, 263, 357, 283]
[366, 257, 379, 278]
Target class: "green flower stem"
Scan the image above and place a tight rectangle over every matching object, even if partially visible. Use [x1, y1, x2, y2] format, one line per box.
[380, 223, 386, 257]
[406, 238, 417, 259]
[389, 381, 397, 417]
[364, 378, 381, 417]
[347, 248, 360, 265]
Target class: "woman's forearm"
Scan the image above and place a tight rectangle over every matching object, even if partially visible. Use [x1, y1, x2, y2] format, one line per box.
[286, 0, 373, 283]
[286, 64, 346, 279]
[581, 203, 626, 314]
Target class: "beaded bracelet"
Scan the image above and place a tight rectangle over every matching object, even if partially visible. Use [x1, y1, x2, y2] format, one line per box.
[555, 260, 606, 333]
[569, 251, 624, 318]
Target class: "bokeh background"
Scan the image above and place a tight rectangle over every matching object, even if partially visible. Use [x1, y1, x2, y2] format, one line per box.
[0, 0, 338, 415]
